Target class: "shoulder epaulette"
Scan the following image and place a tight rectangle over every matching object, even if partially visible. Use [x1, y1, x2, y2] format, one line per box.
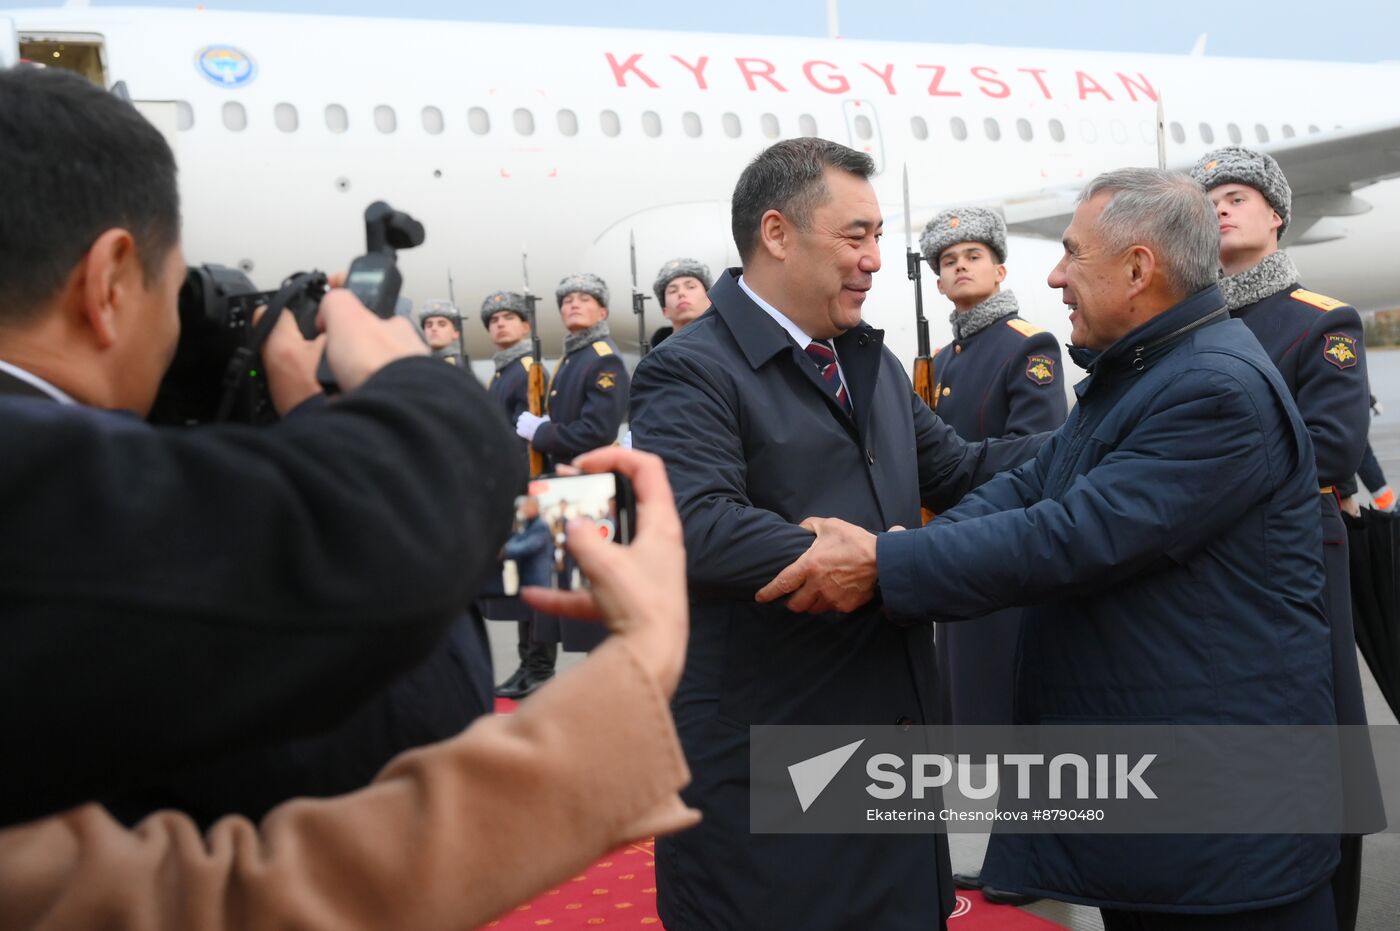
[592, 340, 614, 357]
[1005, 318, 1043, 338]
[519, 356, 534, 370]
[1290, 289, 1347, 312]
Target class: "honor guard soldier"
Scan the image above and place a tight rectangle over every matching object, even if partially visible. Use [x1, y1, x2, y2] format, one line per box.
[1193, 146, 1378, 931]
[650, 257, 713, 347]
[418, 300, 466, 366]
[478, 290, 557, 698]
[920, 205, 1066, 906]
[517, 273, 630, 652]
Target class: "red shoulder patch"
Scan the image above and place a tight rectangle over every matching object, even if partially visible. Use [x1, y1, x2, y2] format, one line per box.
[1322, 333, 1358, 370]
[1025, 354, 1056, 385]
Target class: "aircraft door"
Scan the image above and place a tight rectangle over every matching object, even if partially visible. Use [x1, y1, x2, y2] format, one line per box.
[842, 99, 885, 171]
[0, 18, 17, 68]
[17, 32, 108, 86]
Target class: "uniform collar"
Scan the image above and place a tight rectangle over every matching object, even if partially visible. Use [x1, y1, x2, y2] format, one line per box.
[562, 321, 612, 356]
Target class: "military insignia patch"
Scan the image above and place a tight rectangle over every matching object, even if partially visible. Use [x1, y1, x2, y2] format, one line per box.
[596, 372, 617, 390]
[1323, 333, 1358, 370]
[1025, 354, 1056, 385]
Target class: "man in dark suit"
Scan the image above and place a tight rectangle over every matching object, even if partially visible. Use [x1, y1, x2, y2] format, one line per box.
[0, 65, 519, 827]
[629, 138, 1045, 931]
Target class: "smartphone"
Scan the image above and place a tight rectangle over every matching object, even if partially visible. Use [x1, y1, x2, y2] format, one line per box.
[507, 471, 635, 593]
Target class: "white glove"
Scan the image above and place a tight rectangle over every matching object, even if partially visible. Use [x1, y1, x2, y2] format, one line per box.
[620, 430, 633, 449]
[516, 411, 548, 442]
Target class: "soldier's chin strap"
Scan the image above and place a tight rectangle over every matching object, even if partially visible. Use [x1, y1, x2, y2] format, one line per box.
[215, 272, 325, 422]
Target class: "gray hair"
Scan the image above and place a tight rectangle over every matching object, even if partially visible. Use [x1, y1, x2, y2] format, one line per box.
[1079, 168, 1219, 297]
[731, 138, 875, 263]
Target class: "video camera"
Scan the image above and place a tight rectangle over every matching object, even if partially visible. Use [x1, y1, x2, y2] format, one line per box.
[147, 201, 425, 426]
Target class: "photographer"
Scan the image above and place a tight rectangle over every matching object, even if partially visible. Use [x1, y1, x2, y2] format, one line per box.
[0, 65, 519, 826]
[0, 447, 698, 930]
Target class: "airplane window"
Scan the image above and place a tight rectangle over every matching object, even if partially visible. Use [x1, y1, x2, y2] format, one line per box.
[325, 104, 348, 133]
[1016, 118, 1032, 141]
[468, 107, 490, 135]
[950, 117, 967, 141]
[557, 109, 579, 136]
[1048, 119, 1065, 142]
[1227, 122, 1242, 144]
[1255, 123, 1269, 143]
[174, 101, 194, 132]
[274, 103, 298, 133]
[514, 108, 536, 136]
[643, 110, 663, 137]
[1282, 124, 1296, 139]
[375, 106, 397, 134]
[722, 112, 742, 138]
[911, 116, 928, 141]
[1109, 120, 1128, 144]
[422, 106, 444, 135]
[983, 117, 1001, 141]
[1199, 122, 1214, 144]
[854, 114, 873, 140]
[799, 113, 818, 136]
[601, 110, 622, 137]
[1170, 121, 1185, 144]
[761, 113, 780, 139]
[1080, 120, 1098, 144]
[682, 111, 702, 138]
[222, 101, 247, 132]
[1308, 124, 1320, 134]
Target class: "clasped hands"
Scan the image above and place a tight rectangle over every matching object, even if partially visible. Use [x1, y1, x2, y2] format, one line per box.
[755, 517, 904, 614]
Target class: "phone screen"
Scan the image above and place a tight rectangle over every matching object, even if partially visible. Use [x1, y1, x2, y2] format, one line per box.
[508, 471, 634, 592]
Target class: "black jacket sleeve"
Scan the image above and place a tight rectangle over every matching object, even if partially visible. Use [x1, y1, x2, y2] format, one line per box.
[1001, 331, 1070, 438]
[1297, 306, 1370, 485]
[0, 357, 521, 826]
[912, 391, 1049, 513]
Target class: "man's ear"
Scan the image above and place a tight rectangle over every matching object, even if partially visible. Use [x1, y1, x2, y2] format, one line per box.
[599, 306, 609, 321]
[79, 228, 140, 349]
[1125, 244, 1157, 299]
[758, 209, 789, 261]
[995, 264, 1008, 285]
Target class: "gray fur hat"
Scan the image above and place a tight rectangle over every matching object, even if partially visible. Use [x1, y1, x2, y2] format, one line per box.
[653, 257, 712, 305]
[1190, 146, 1292, 236]
[479, 290, 530, 328]
[919, 206, 1007, 265]
[417, 299, 461, 328]
[555, 272, 609, 309]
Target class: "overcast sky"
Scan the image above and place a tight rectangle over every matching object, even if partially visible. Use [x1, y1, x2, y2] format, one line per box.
[3, 0, 1398, 63]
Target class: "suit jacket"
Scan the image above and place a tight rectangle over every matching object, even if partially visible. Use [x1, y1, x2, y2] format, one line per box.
[0, 358, 520, 827]
[0, 638, 698, 931]
[630, 268, 1044, 930]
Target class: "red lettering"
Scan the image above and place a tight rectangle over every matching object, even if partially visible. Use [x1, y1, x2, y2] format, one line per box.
[916, 64, 962, 97]
[1076, 71, 1113, 101]
[605, 52, 658, 89]
[736, 57, 787, 92]
[1116, 72, 1158, 102]
[670, 55, 710, 90]
[1017, 67, 1053, 100]
[859, 62, 898, 96]
[971, 66, 1010, 99]
[803, 60, 850, 94]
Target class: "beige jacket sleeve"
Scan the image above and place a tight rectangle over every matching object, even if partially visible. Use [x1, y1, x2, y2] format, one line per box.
[0, 638, 699, 931]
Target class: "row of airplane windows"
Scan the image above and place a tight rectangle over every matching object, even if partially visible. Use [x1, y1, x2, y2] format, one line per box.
[179, 101, 1331, 149]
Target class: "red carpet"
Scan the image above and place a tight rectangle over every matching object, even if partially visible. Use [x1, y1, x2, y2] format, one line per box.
[486, 699, 1064, 930]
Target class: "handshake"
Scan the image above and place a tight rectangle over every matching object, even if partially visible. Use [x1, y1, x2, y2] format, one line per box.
[755, 517, 899, 614]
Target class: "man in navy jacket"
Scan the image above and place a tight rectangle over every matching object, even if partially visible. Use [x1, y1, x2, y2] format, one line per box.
[761, 168, 1340, 929]
[632, 138, 1044, 931]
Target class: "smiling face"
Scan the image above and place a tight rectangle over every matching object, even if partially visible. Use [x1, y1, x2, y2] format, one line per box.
[662, 276, 711, 329]
[1208, 183, 1281, 274]
[1047, 192, 1141, 351]
[935, 241, 1006, 311]
[780, 167, 883, 339]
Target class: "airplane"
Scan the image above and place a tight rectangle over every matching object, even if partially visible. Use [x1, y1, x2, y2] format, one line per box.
[3, 4, 1399, 387]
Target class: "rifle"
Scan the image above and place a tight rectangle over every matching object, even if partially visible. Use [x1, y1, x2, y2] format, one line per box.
[447, 268, 467, 362]
[629, 229, 652, 357]
[1155, 97, 1167, 170]
[521, 248, 547, 478]
[904, 165, 936, 524]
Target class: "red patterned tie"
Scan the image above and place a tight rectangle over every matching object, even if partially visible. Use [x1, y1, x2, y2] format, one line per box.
[804, 340, 852, 416]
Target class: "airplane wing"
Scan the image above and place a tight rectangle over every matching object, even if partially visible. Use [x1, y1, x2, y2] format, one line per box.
[990, 120, 1400, 246]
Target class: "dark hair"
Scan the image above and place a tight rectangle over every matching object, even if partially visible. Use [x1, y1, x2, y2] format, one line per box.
[0, 66, 180, 322]
[731, 138, 875, 263]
